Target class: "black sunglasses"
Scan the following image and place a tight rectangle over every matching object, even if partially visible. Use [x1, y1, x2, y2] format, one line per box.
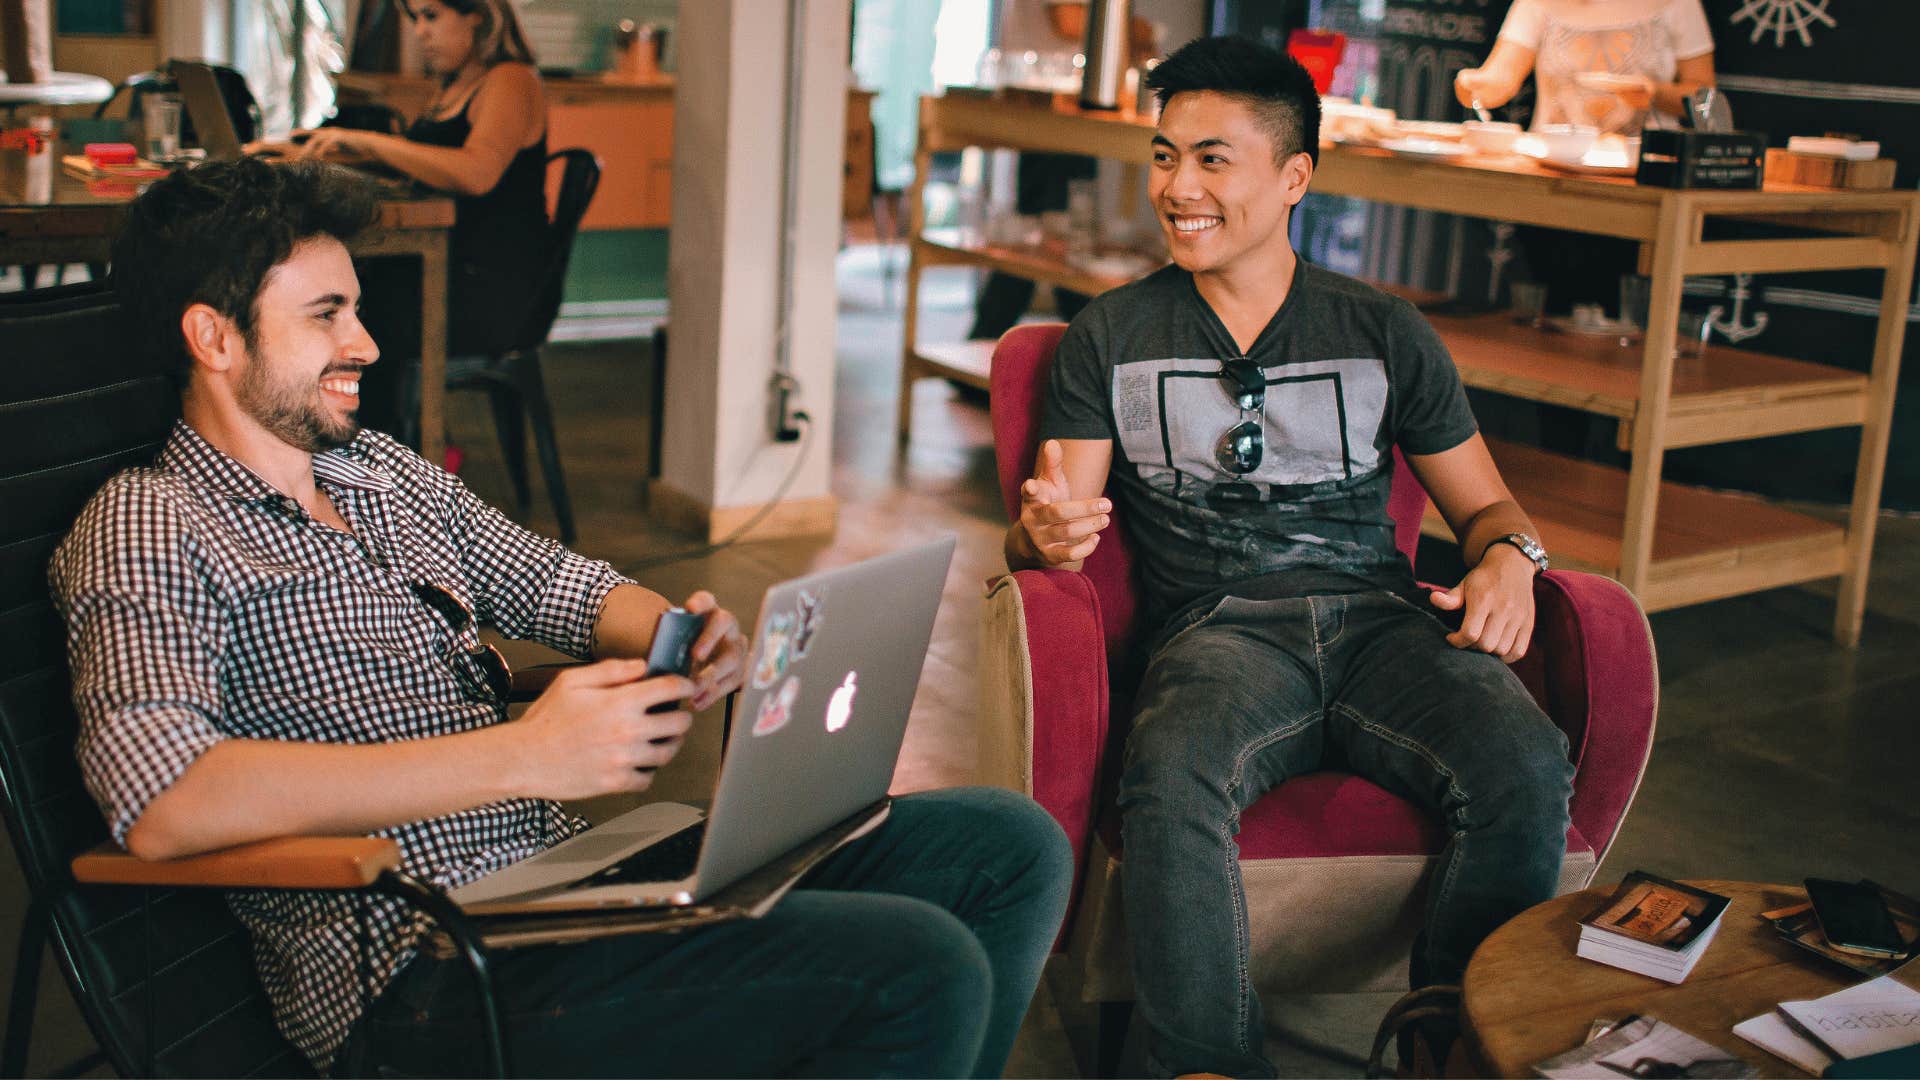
[411, 582, 512, 703]
[1214, 356, 1267, 476]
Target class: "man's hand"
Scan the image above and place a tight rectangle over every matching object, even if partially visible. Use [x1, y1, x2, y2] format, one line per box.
[680, 590, 746, 711]
[1427, 543, 1536, 663]
[1016, 439, 1111, 567]
[506, 658, 696, 798]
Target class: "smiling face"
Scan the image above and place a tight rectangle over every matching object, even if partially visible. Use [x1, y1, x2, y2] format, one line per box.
[1150, 90, 1314, 281]
[408, 0, 484, 76]
[231, 236, 379, 452]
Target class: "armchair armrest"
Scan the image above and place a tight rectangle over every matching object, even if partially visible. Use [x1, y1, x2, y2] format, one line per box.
[980, 569, 1110, 876]
[71, 836, 402, 890]
[1522, 570, 1659, 868]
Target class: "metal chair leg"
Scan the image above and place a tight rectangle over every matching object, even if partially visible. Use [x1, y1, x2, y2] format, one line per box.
[1096, 999, 1132, 1079]
[508, 348, 575, 545]
[374, 870, 511, 1078]
[481, 374, 532, 511]
[2, 899, 49, 1078]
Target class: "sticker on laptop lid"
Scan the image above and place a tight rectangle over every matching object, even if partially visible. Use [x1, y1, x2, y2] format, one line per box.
[753, 675, 801, 736]
[751, 613, 793, 690]
[792, 588, 826, 659]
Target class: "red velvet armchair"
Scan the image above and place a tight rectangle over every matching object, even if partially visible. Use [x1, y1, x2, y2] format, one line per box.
[976, 324, 1660, 1020]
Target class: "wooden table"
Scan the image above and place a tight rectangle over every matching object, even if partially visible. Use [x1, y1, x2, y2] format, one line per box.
[1, 137, 456, 465]
[1461, 880, 1866, 1077]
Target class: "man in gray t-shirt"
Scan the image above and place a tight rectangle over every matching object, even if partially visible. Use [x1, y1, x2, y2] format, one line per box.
[1004, 37, 1575, 1079]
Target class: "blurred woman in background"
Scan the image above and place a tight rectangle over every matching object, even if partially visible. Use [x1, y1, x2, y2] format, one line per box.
[256, 0, 550, 441]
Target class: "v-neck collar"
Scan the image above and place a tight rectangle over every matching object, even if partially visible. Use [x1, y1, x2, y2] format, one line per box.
[1185, 257, 1313, 360]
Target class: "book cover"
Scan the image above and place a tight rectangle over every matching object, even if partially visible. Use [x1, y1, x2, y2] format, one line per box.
[1777, 989, 1920, 1062]
[1581, 871, 1731, 951]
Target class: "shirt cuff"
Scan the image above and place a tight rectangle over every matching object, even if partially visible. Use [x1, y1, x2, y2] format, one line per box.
[529, 552, 633, 659]
[79, 708, 228, 848]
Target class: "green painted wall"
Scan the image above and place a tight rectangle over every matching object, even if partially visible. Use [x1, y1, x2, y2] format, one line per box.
[563, 229, 669, 303]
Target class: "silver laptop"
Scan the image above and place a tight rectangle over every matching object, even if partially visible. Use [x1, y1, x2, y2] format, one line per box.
[173, 61, 246, 161]
[449, 536, 957, 913]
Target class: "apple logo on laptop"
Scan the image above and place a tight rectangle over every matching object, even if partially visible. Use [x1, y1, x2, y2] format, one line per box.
[825, 671, 857, 732]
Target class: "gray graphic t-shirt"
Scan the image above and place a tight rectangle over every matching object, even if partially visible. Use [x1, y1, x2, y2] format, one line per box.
[1041, 260, 1478, 637]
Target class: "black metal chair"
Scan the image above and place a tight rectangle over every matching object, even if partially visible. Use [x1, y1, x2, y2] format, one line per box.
[0, 285, 506, 1078]
[445, 148, 603, 546]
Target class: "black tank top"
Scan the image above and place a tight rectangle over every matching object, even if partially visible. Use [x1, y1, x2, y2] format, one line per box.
[406, 75, 549, 353]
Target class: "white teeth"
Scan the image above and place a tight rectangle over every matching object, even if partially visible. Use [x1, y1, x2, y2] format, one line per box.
[321, 380, 359, 396]
[1173, 216, 1222, 233]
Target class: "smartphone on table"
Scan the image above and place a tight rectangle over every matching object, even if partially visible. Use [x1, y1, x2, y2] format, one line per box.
[1804, 877, 1907, 958]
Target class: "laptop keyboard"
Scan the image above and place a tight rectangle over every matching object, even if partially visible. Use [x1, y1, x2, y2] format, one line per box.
[573, 820, 707, 888]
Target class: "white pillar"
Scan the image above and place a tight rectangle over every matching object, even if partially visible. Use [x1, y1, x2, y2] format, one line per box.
[653, 0, 846, 541]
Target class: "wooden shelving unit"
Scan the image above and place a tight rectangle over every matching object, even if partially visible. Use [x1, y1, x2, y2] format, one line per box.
[898, 92, 1920, 643]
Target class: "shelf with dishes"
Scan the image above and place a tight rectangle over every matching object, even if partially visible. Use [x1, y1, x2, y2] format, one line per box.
[914, 227, 1161, 300]
[1422, 439, 1845, 613]
[905, 229, 1868, 449]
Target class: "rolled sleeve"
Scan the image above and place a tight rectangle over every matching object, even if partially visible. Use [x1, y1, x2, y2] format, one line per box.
[527, 551, 629, 659]
[52, 493, 231, 846]
[439, 468, 633, 657]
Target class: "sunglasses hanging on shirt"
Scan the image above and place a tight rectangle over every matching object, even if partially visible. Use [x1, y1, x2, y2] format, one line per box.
[411, 581, 513, 703]
[1214, 356, 1268, 475]
[1207, 357, 1269, 509]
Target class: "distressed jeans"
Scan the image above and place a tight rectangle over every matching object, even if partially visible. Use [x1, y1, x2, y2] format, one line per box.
[1118, 591, 1574, 1078]
[334, 787, 1071, 1078]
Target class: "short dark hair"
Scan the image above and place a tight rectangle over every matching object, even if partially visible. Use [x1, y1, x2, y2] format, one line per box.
[1146, 35, 1322, 167]
[110, 157, 380, 380]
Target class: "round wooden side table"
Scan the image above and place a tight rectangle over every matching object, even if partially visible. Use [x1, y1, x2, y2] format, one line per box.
[1461, 880, 1855, 1077]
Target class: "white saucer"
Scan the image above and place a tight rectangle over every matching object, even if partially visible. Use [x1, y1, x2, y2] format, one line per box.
[1378, 137, 1466, 160]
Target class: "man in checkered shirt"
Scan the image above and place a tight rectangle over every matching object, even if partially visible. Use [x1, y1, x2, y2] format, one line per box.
[50, 158, 1071, 1077]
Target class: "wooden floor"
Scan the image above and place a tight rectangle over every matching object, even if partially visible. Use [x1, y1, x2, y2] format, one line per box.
[4, 246, 1919, 1076]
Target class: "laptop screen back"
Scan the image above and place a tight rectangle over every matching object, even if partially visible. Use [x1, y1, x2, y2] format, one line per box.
[174, 62, 245, 161]
[689, 536, 955, 898]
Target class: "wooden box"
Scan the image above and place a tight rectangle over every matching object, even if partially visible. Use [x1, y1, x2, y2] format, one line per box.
[1763, 148, 1899, 190]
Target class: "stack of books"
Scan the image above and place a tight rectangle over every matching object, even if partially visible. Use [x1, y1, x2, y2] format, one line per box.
[1575, 872, 1730, 983]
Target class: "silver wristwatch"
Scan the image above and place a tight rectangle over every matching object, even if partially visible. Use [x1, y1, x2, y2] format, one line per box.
[1489, 532, 1549, 574]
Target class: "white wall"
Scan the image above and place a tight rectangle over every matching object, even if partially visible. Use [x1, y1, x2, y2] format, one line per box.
[659, 0, 845, 526]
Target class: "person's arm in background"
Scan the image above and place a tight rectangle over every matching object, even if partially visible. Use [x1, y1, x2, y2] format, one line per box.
[255, 63, 545, 197]
[1647, 53, 1715, 117]
[1454, 37, 1537, 111]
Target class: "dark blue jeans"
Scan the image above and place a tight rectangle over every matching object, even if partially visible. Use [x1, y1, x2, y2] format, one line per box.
[1118, 591, 1575, 1078]
[336, 787, 1071, 1078]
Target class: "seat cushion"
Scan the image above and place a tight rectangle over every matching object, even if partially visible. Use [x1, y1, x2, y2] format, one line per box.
[1237, 772, 1443, 858]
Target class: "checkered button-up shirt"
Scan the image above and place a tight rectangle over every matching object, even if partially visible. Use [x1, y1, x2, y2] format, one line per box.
[49, 421, 629, 1070]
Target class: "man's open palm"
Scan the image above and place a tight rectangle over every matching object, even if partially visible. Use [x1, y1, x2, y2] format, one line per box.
[1018, 439, 1111, 567]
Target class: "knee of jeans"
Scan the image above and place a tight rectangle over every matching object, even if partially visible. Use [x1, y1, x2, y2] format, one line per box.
[1466, 742, 1574, 834]
[871, 902, 994, 1015]
[956, 787, 1075, 903]
[1117, 727, 1238, 821]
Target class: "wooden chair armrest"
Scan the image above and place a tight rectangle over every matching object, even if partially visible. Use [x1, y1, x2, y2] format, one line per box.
[508, 662, 585, 702]
[71, 836, 402, 890]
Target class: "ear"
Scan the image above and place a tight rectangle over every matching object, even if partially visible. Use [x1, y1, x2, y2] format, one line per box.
[1282, 151, 1315, 207]
[180, 303, 242, 375]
